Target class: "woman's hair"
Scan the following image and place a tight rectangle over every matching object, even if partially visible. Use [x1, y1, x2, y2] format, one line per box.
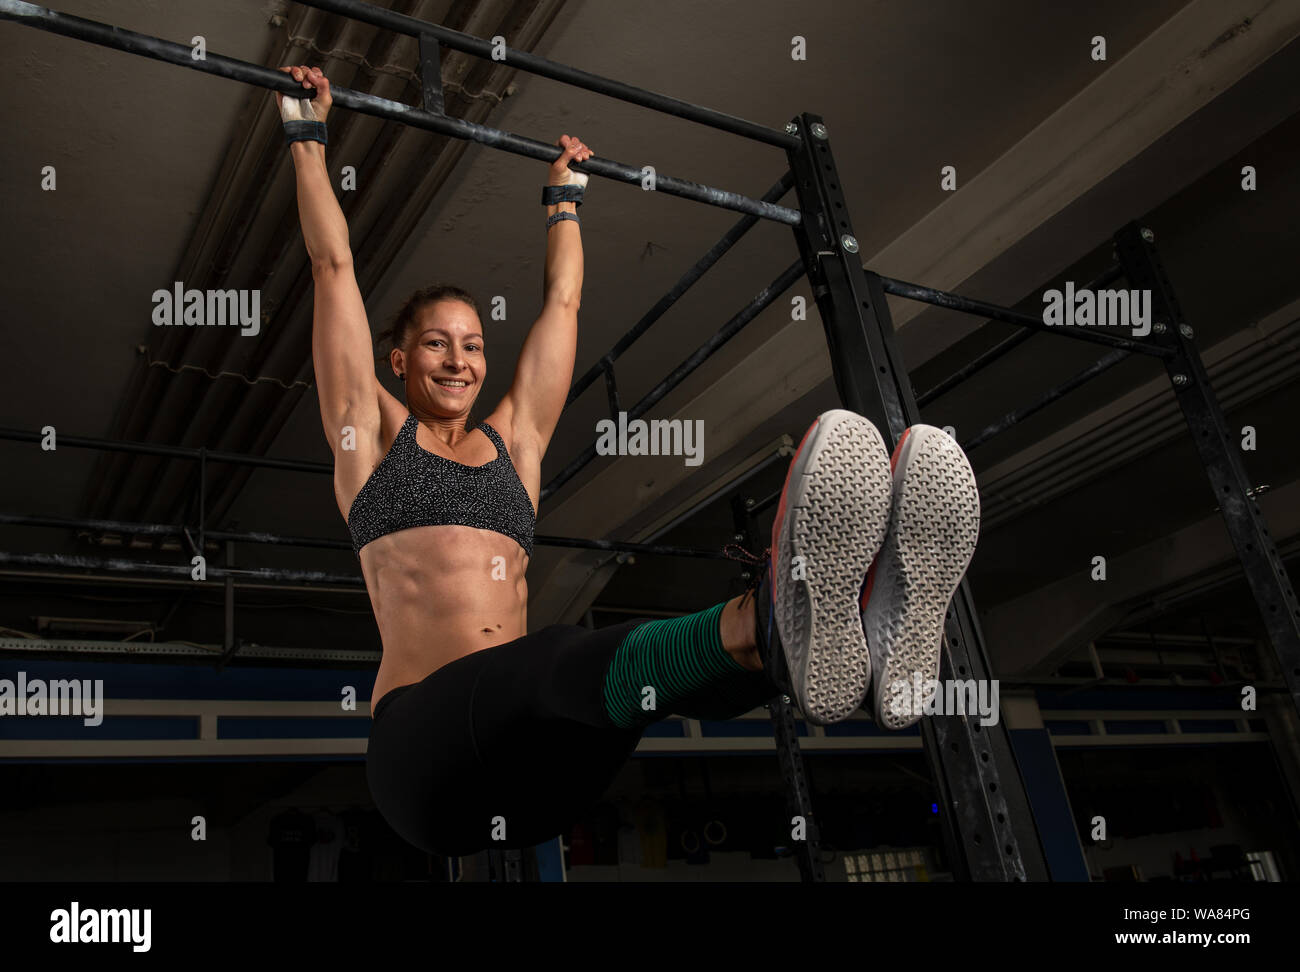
[375, 284, 479, 357]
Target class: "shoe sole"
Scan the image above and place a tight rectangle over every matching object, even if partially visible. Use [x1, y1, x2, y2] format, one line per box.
[771, 410, 892, 725]
[864, 425, 981, 730]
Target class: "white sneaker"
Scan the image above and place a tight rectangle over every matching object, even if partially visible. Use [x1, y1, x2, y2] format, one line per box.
[769, 410, 893, 725]
[861, 425, 981, 730]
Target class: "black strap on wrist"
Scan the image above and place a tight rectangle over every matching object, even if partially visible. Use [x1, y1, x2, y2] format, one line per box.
[541, 184, 584, 207]
[284, 120, 328, 146]
[547, 212, 580, 229]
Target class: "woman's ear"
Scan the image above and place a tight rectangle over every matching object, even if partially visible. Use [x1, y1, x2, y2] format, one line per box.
[389, 347, 405, 380]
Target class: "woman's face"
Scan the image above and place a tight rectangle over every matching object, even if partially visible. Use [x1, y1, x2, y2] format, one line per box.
[398, 300, 485, 416]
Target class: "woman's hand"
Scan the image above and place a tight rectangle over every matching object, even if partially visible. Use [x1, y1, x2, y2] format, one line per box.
[548, 134, 592, 188]
[276, 65, 332, 124]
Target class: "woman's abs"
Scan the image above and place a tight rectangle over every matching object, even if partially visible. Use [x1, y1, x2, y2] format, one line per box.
[360, 525, 529, 714]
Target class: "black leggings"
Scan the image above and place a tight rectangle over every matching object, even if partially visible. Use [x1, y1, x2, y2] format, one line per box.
[367, 620, 774, 858]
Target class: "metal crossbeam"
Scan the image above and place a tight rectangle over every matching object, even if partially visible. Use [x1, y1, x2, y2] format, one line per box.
[0, 511, 732, 562]
[880, 274, 1168, 357]
[916, 263, 1129, 406]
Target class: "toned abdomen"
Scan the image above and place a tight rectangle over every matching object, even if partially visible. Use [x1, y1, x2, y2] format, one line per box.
[361, 524, 529, 714]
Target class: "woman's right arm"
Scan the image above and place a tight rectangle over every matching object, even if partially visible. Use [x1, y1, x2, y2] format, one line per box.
[280, 67, 382, 512]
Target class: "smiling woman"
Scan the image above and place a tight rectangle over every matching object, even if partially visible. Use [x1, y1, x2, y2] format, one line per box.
[279, 61, 980, 860]
[377, 284, 484, 421]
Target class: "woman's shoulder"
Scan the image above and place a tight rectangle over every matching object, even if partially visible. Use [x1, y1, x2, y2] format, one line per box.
[478, 403, 539, 464]
[476, 404, 515, 449]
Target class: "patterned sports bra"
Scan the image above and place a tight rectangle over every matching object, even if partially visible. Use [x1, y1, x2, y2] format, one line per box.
[346, 413, 535, 558]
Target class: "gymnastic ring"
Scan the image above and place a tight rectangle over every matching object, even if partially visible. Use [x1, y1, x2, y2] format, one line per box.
[679, 829, 701, 854]
[703, 819, 727, 846]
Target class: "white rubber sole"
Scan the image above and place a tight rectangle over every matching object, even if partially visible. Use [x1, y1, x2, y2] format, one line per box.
[771, 410, 893, 726]
[863, 425, 981, 730]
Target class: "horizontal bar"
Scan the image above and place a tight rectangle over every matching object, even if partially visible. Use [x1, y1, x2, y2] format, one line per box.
[0, 551, 366, 586]
[541, 259, 806, 501]
[0, 636, 381, 662]
[0, 512, 352, 551]
[533, 535, 730, 560]
[879, 270, 1166, 357]
[296, 0, 799, 150]
[960, 348, 1133, 453]
[0, 1, 800, 226]
[0, 566, 367, 596]
[917, 263, 1128, 406]
[0, 426, 332, 474]
[0, 512, 178, 538]
[0, 512, 730, 560]
[206, 529, 345, 550]
[567, 171, 795, 407]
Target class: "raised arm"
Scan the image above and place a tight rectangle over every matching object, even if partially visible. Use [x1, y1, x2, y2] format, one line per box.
[504, 135, 592, 458]
[279, 66, 392, 515]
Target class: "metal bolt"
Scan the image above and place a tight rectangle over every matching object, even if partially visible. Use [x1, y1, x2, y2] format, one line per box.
[841, 235, 859, 254]
[740, 571, 752, 582]
[744, 497, 756, 509]
[732, 533, 744, 542]
[810, 122, 828, 140]
[1152, 321, 1168, 335]
[785, 122, 798, 134]
[1172, 374, 1189, 387]
[1140, 227, 1155, 243]
[782, 695, 792, 705]
[1179, 323, 1194, 339]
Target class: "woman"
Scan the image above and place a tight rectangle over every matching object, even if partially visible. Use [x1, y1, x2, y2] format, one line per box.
[278, 65, 982, 859]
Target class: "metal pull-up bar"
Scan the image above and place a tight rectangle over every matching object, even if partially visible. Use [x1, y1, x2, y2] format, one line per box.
[296, 0, 800, 151]
[0, 0, 802, 225]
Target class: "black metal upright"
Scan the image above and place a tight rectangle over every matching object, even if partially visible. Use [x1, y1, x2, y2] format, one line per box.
[784, 113, 1049, 881]
[1115, 222, 1300, 720]
[732, 495, 825, 882]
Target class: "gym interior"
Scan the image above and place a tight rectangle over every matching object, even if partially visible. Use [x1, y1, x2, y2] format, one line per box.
[1, 0, 1298, 886]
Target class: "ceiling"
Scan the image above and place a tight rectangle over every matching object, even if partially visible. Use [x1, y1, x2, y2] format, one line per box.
[0, 0, 1297, 678]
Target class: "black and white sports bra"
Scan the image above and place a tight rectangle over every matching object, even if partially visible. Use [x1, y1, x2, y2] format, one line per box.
[346, 413, 535, 558]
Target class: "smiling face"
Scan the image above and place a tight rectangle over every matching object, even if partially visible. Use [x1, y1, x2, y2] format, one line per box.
[393, 299, 485, 418]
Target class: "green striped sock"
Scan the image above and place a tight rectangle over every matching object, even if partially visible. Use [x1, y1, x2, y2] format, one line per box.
[602, 602, 780, 729]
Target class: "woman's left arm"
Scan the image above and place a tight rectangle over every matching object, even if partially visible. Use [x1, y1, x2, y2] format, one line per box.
[505, 134, 592, 458]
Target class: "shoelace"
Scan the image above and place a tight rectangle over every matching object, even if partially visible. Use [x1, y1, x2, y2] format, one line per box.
[722, 542, 771, 599]
[724, 542, 785, 692]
